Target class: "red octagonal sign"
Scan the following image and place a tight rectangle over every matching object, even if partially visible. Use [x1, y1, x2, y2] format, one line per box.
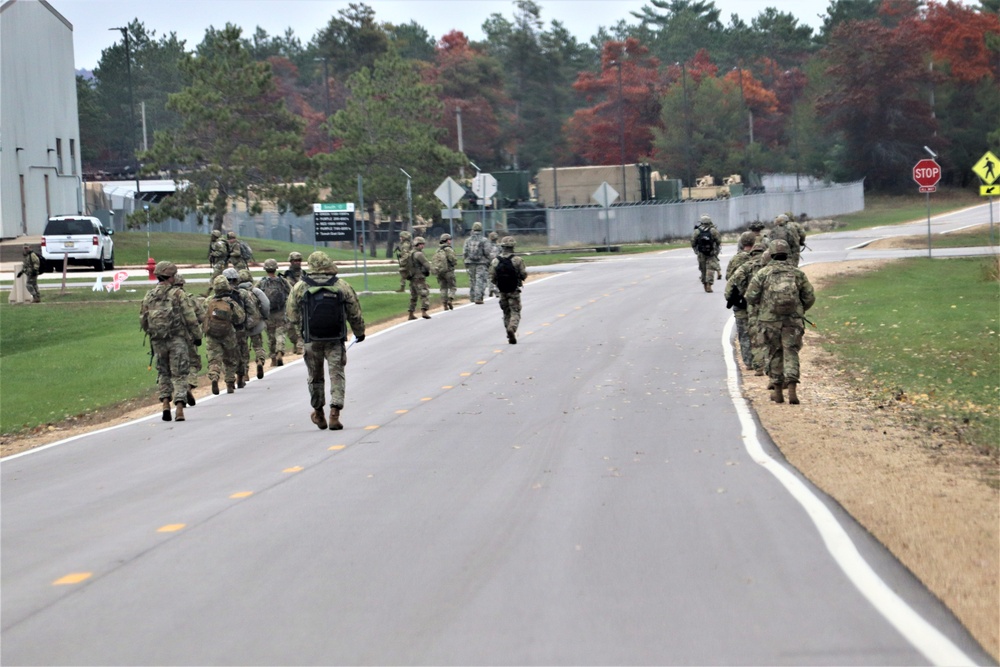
[913, 158, 941, 192]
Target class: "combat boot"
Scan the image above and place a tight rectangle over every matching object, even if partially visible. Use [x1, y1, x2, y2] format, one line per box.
[270, 356, 278, 368]
[226, 381, 236, 394]
[237, 374, 246, 389]
[311, 408, 328, 430]
[421, 310, 431, 319]
[507, 329, 517, 345]
[186, 388, 196, 406]
[704, 283, 713, 293]
[212, 379, 220, 395]
[174, 402, 185, 422]
[256, 362, 264, 379]
[786, 381, 799, 405]
[161, 398, 172, 422]
[277, 354, 284, 367]
[717, 271, 722, 280]
[408, 311, 417, 321]
[329, 407, 343, 431]
[770, 384, 785, 403]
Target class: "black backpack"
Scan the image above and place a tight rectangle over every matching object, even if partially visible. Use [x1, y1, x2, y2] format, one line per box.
[301, 275, 346, 342]
[695, 227, 716, 254]
[494, 255, 520, 293]
[259, 276, 288, 313]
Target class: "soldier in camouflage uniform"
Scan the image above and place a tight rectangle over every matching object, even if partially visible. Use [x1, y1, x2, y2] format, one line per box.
[744, 239, 816, 404]
[204, 275, 245, 395]
[285, 251, 366, 431]
[173, 274, 205, 405]
[462, 221, 489, 304]
[432, 233, 458, 310]
[209, 230, 228, 279]
[691, 215, 722, 292]
[728, 241, 770, 373]
[485, 231, 500, 297]
[284, 252, 305, 354]
[140, 261, 202, 422]
[723, 234, 759, 370]
[223, 268, 259, 388]
[18, 244, 42, 303]
[256, 259, 293, 366]
[407, 236, 432, 319]
[239, 268, 269, 380]
[488, 236, 528, 344]
[226, 231, 249, 271]
[395, 230, 413, 292]
[766, 214, 803, 267]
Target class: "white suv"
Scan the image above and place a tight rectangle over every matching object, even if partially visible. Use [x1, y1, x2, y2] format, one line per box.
[41, 215, 115, 271]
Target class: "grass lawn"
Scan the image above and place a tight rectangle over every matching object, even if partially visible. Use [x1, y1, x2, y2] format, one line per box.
[813, 256, 999, 454]
[831, 188, 982, 231]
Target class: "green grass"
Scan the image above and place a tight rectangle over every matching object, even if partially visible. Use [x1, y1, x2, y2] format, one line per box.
[813, 256, 1000, 454]
[831, 189, 981, 231]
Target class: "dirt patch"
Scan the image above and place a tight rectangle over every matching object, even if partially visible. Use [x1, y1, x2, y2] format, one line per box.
[747, 259, 998, 660]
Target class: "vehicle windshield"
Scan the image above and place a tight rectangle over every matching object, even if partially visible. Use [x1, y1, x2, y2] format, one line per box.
[45, 219, 94, 235]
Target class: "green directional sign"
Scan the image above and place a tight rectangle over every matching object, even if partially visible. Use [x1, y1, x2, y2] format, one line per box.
[313, 203, 355, 241]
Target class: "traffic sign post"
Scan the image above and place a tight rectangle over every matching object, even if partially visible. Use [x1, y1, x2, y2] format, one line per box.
[592, 182, 620, 252]
[913, 158, 942, 258]
[435, 177, 466, 239]
[472, 173, 497, 230]
[972, 150, 999, 246]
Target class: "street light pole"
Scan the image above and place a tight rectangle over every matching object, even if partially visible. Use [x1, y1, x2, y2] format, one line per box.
[314, 57, 333, 153]
[456, 107, 465, 180]
[110, 26, 140, 215]
[678, 61, 693, 194]
[610, 60, 627, 202]
[400, 168, 413, 232]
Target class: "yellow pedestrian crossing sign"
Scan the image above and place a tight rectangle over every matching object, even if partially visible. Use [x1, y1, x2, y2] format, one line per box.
[972, 151, 999, 185]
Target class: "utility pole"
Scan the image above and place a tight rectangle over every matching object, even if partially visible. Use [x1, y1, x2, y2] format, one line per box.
[314, 57, 333, 153]
[456, 107, 465, 180]
[611, 60, 626, 202]
[110, 26, 140, 211]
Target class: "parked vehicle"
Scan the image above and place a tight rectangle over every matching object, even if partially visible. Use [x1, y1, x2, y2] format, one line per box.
[41, 215, 115, 271]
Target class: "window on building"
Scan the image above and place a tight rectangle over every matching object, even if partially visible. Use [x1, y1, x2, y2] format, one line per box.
[70, 139, 77, 175]
[55, 138, 64, 174]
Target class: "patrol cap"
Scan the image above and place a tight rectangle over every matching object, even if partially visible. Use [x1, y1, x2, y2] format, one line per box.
[439, 233, 451, 244]
[472, 222, 483, 232]
[238, 269, 252, 283]
[288, 251, 303, 261]
[212, 275, 231, 292]
[154, 260, 178, 277]
[413, 236, 426, 246]
[223, 268, 240, 281]
[500, 236, 516, 248]
[307, 251, 337, 274]
[769, 239, 790, 255]
[263, 258, 279, 271]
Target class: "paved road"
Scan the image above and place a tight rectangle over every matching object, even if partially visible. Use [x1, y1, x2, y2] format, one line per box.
[2, 204, 996, 665]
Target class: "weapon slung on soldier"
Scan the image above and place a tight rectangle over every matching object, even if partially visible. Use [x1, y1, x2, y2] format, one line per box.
[802, 314, 816, 328]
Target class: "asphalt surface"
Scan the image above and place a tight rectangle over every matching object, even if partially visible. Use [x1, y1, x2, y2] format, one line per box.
[2, 202, 997, 665]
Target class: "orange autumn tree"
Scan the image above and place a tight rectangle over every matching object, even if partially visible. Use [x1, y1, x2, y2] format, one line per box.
[565, 38, 664, 165]
[915, 0, 1000, 83]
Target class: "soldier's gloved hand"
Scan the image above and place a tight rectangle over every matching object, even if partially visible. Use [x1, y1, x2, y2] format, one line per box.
[354, 334, 365, 343]
[16, 271, 23, 278]
[193, 338, 202, 347]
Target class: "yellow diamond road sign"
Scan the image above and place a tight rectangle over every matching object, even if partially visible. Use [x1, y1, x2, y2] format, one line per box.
[972, 151, 999, 185]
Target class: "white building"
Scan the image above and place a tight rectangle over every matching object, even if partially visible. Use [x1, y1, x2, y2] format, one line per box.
[1, 0, 84, 239]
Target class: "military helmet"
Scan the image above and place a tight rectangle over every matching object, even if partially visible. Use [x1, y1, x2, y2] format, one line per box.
[399, 230, 412, 240]
[774, 214, 789, 225]
[750, 241, 766, 254]
[472, 222, 483, 232]
[439, 233, 451, 244]
[488, 231, 499, 241]
[154, 260, 178, 278]
[211, 229, 222, 238]
[769, 239, 791, 255]
[699, 215, 712, 224]
[238, 269, 252, 283]
[307, 251, 336, 273]
[749, 221, 765, 232]
[413, 236, 426, 246]
[263, 258, 279, 271]
[288, 251, 303, 261]
[500, 236, 516, 248]
[212, 275, 231, 293]
[226, 231, 236, 238]
[738, 231, 757, 248]
[223, 268, 240, 281]
[174, 274, 186, 286]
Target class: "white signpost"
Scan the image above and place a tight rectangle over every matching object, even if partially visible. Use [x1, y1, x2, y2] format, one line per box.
[592, 181, 619, 252]
[472, 173, 497, 228]
[435, 176, 466, 238]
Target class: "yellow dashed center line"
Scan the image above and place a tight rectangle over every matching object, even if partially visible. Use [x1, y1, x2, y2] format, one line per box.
[230, 491, 253, 499]
[421, 397, 433, 402]
[53, 573, 92, 586]
[395, 409, 409, 414]
[283, 467, 303, 473]
[460, 372, 471, 377]
[329, 445, 346, 451]
[364, 425, 380, 430]
[157, 524, 185, 533]
[441, 385, 453, 389]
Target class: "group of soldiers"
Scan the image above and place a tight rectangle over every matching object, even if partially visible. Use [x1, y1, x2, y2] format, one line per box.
[394, 221, 527, 343]
[208, 230, 254, 278]
[719, 214, 815, 404]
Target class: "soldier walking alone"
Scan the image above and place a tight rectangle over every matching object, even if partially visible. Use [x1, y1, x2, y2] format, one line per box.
[488, 236, 528, 344]
[18, 244, 41, 303]
[691, 215, 722, 292]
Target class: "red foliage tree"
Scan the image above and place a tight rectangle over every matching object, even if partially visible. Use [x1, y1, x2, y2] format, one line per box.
[268, 56, 333, 157]
[914, 0, 1000, 83]
[565, 38, 664, 165]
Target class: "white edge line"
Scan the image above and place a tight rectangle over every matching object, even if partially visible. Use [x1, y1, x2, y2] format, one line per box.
[721, 317, 976, 667]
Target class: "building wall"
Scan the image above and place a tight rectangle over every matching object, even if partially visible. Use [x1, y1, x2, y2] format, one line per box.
[1, 0, 83, 239]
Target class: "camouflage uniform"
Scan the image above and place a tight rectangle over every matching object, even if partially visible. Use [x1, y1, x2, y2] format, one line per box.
[691, 215, 722, 291]
[226, 232, 249, 271]
[724, 235, 763, 370]
[19, 245, 41, 302]
[433, 234, 458, 310]
[745, 240, 816, 404]
[223, 268, 259, 387]
[284, 252, 305, 354]
[488, 236, 528, 344]
[173, 274, 205, 401]
[767, 214, 803, 267]
[408, 237, 432, 318]
[485, 231, 500, 297]
[208, 230, 228, 279]
[140, 261, 202, 421]
[285, 251, 366, 430]
[239, 268, 269, 379]
[256, 259, 293, 366]
[730, 243, 771, 373]
[395, 231, 413, 292]
[462, 222, 489, 303]
[204, 275, 245, 394]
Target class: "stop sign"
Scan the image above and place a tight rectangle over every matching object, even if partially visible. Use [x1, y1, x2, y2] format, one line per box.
[913, 158, 941, 191]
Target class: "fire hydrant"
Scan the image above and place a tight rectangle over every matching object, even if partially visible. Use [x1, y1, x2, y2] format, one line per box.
[147, 257, 157, 280]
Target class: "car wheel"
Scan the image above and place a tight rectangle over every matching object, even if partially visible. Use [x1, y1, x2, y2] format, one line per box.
[93, 253, 104, 271]
[105, 251, 115, 271]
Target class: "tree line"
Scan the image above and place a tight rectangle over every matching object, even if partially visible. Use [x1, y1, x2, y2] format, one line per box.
[76, 0, 1000, 231]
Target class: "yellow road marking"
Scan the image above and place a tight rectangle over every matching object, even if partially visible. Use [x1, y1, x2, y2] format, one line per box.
[364, 425, 380, 430]
[53, 572, 92, 585]
[157, 524, 185, 533]
[421, 397, 432, 402]
[230, 492, 253, 499]
[460, 372, 471, 377]
[283, 467, 303, 473]
[441, 385, 453, 389]
[395, 409, 409, 414]
[329, 445, 346, 451]
[476, 361, 487, 365]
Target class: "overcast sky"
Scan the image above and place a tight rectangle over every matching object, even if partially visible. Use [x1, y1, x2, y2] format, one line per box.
[55, 0, 834, 71]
